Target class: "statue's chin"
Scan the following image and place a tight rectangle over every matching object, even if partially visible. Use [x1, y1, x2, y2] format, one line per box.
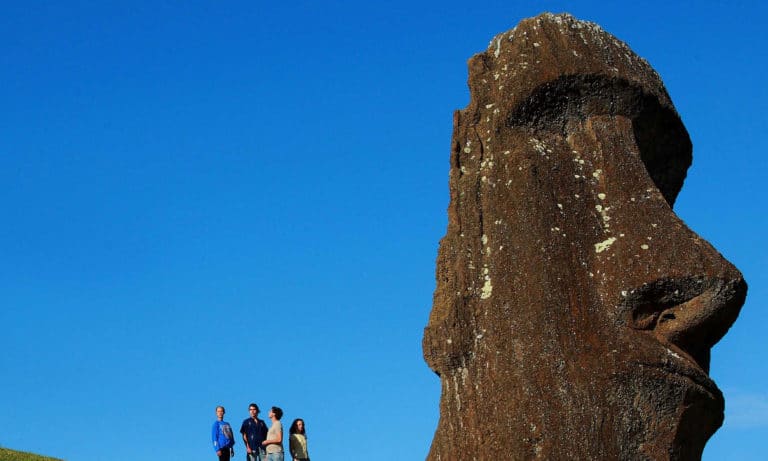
[617, 359, 724, 459]
[671, 376, 725, 459]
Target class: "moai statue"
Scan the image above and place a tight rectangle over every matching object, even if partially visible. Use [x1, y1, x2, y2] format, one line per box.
[423, 13, 746, 460]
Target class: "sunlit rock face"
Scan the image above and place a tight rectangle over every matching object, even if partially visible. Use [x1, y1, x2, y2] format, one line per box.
[423, 13, 746, 460]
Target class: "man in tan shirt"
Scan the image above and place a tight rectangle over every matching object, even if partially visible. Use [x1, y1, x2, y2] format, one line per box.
[261, 406, 284, 461]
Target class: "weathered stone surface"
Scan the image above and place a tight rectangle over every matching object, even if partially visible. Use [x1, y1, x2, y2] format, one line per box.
[423, 13, 747, 460]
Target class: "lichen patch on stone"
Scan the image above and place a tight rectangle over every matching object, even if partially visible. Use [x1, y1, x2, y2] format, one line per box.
[594, 237, 617, 253]
[480, 279, 493, 299]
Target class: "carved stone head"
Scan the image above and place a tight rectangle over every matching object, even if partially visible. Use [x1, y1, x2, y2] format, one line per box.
[423, 13, 746, 460]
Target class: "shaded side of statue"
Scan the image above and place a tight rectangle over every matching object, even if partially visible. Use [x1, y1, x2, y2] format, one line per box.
[423, 13, 746, 460]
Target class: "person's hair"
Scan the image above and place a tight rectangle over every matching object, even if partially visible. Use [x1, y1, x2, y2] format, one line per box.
[249, 403, 259, 412]
[216, 405, 225, 413]
[271, 406, 283, 420]
[289, 418, 306, 435]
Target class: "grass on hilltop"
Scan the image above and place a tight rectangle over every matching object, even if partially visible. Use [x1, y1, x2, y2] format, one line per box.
[0, 448, 63, 461]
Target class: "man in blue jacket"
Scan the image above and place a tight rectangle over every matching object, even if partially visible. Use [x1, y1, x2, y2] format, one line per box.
[212, 405, 235, 461]
[240, 403, 268, 461]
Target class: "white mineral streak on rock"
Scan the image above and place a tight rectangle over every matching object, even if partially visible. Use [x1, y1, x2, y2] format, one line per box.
[480, 279, 493, 299]
[594, 237, 617, 253]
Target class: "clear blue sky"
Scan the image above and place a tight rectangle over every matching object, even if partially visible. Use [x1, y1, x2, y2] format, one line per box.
[1, 1, 765, 460]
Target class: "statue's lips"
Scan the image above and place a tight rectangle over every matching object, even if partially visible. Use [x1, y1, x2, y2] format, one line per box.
[634, 344, 721, 400]
[622, 281, 740, 401]
[624, 277, 744, 385]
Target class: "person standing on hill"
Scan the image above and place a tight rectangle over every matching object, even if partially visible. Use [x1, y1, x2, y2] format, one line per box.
[288, 418, 310, 461]
[212, 405, 235, 461]
[261, 406, 284, 461]
[240, 403, 268, 461]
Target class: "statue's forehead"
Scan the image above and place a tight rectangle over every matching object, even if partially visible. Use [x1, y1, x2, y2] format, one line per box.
[463, 14, 691, 206]
[472, 13, 673, 114]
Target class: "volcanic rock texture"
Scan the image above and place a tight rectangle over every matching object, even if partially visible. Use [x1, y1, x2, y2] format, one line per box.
[423, 13, 747, 460]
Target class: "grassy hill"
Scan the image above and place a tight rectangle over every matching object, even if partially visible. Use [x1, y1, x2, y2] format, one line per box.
[0, 448, 63, 461]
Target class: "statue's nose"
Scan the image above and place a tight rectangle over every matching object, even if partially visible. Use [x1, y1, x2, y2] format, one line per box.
[623, 274, 746, 373]
[579, 115, 747, 373]
[616, 181, 746, 373]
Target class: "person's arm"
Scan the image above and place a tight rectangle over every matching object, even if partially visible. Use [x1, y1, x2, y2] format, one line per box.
[262, 425, 283, 445]
[258, 421, 269, 448]
[289, 433, 298, 457]
[212, 422, 221, 455]
[240, 421, 251, 453]
[227, 424, 235, 455]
